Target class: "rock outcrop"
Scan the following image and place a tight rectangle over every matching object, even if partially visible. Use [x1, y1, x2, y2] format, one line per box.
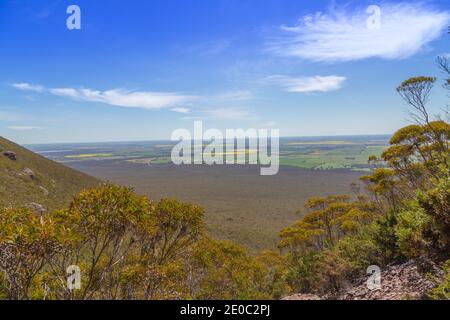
[29, 202, 46, 215]
[18, 167, 35, 179]
[3, 151, 17, 161]
[282, 260, 443, 300]
[340, 260, 443, 300]
[282, 294, 322, 300]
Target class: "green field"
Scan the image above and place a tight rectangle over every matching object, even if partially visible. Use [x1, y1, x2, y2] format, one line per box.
[36, 136, 389, 172]
[280, 145, 386, 171]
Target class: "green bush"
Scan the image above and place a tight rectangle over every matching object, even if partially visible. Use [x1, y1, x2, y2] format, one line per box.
[395, 202, 431, 259]
[336, 223, 384, 272]
[430, 260, 450, 300]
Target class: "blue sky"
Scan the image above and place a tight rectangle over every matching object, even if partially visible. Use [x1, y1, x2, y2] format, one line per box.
[0, 0, 449, 144]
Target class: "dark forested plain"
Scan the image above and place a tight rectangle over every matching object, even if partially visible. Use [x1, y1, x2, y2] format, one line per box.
[66, 160, 364, 251]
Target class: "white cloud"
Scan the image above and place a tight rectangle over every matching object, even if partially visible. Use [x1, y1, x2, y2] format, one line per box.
[50, 88, 197, 110]
[7, 126, 44, 131]
[49, 88, 79, 98]
[11, 83, 258, 117]
[268, 3, 450, 62]
[12, 83, 197, 110]
[12, 83, 44, 92]
[266, 75, 346, 93]
[171, 107, 190, 113]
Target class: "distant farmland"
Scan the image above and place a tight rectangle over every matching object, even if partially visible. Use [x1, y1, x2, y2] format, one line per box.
[279, 145, 386, 171]
[30, 135, 390, 171]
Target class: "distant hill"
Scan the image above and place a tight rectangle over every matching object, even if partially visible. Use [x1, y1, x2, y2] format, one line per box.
[0, 136, 99, 211]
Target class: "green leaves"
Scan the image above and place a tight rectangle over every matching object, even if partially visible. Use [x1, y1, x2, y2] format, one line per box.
[279, 195, 375, 256]
[1, 184, 270, 300]
[397, 76, 437, 89]
[0, 207, 62, 299]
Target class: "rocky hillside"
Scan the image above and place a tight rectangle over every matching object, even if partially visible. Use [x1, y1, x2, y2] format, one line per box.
[339, 260, 443, 300]
[283, 260, 445, 300]
[0, 136, 99, 212]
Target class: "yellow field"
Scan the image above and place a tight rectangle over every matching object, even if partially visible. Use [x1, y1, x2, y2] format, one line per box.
[65, 153, 113, 159]
[212, 149, 258, 156]
[287, 141, 356, 145]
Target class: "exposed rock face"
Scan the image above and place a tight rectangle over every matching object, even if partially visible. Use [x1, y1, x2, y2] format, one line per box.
[340, 260, 443, 300]
[282, 294, 322, 300]
[18, 167, 35, 179]
[282, 260, 443, 301]
[3, 151, 17, 161]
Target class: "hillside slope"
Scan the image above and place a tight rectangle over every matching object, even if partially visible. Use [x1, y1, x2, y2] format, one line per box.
[0, 136, 99, 211]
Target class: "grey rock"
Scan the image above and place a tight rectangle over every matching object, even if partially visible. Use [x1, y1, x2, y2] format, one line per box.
[29, 202, 46, 215]
[3, 151, 16, 161]
[39, 186, 49, 196]
[283, 260, 443, 301]
[19, 167, 35, 179]
[339, 260, 442, 300]
[282, 293, 322, 300]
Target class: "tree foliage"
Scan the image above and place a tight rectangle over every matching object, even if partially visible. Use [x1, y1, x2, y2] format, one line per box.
[0, 184, 288, 300]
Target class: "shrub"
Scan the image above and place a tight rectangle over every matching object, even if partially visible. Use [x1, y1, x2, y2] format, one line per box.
[429, 260, 450, 300]
[395, 202, 431, 259]
[188, 239, 270, 300]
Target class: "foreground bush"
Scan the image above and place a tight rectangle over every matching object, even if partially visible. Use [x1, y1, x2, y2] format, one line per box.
[0, 184, 287, 300]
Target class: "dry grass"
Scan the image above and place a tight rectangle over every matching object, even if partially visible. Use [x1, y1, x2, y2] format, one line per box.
[0, 137, 99, 211]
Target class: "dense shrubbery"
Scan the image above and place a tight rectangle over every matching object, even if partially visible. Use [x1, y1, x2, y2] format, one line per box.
[430, 260, 450, 299]
[0, 184, 287, 300]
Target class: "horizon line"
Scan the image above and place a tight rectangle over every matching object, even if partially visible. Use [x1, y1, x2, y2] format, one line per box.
[19, 133, 393, 146]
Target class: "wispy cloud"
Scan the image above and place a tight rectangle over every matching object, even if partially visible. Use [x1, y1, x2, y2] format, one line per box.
[11, 83, 258, 118]
[7, 126, 45, 131]
[265, 75, 346, 93]
[12, 83, 44, 92]
[50, 88, 197, 110]
[268, 3, 450, 62]
[13, 83, 197, 110]
[49, 88, 79, 98]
